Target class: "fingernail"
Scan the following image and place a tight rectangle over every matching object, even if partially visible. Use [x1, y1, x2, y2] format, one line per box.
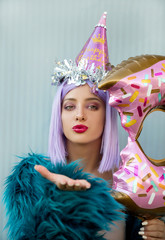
[138, 231, 144, 235]
[34, 165, 39, 170]
[142, 221, 148, 226]
[86, 184, 91, 189]
[68, 182, 74, 186]
[75, 183, 80, 186]
[142, 236, 147, 239]
[61, 181, 66, 185]
[140, 227, 144, 231]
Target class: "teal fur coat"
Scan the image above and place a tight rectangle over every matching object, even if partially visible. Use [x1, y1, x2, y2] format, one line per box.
[4, 153, 124, 240]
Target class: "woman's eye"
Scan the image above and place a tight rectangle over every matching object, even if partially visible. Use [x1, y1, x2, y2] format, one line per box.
[64, 105, 75, 111]
[87, 104, 98, 110]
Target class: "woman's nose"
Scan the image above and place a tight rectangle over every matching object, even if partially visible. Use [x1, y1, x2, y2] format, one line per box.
[76, 114, 85, 121]
[75, 107, 86, 121]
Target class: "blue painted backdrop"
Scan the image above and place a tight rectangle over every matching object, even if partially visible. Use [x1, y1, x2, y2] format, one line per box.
[1, 0, 165, 238]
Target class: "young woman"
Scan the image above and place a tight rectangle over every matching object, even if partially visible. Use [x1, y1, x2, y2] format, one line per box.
[4, 73, 125, 240]
[35, 76, 125, 240]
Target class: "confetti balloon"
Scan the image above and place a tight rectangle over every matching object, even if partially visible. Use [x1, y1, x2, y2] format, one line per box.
[99, 54, 165, 219]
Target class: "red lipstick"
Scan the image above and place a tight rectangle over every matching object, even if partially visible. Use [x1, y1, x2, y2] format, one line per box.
[72, 124, 88, 133]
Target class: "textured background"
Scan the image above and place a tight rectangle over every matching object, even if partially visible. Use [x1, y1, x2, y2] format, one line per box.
[0, 0, 165, 238]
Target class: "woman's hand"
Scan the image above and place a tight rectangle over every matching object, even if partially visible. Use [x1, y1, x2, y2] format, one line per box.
[138, 219, 165, 239]
[34, 165, 91, 191]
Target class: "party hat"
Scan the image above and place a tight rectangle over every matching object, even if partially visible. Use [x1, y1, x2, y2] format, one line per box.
[52, 12, 111, 87]
[75, 12, 111, 71]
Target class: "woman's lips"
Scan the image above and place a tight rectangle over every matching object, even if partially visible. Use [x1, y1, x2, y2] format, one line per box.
[72, 124, 88, 133]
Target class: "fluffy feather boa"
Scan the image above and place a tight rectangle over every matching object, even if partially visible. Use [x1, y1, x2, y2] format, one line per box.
[4, 153, 125, 240]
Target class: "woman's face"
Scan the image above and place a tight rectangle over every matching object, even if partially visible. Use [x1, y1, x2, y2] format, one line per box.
[61, 84, 105, 145]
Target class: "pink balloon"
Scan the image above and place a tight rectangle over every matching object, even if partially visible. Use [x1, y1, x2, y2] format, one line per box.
[99, 54, 165, 219]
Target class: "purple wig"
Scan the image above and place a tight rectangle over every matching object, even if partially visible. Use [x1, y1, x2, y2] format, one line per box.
[48, 80, 120, 172]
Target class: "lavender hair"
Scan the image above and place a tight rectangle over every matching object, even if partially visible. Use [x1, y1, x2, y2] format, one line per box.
[48, 80, 120, 172]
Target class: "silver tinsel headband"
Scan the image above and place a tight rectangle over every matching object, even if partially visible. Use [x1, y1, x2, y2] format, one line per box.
[51, 58, 107, 88]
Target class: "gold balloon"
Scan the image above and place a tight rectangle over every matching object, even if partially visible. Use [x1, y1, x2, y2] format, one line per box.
[99, 55, 165, 90]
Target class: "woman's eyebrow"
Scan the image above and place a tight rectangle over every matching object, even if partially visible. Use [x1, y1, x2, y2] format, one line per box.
[63, 97, 102, 103]
[85, 98, 102, 102]
[63, 98, 76, 102]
